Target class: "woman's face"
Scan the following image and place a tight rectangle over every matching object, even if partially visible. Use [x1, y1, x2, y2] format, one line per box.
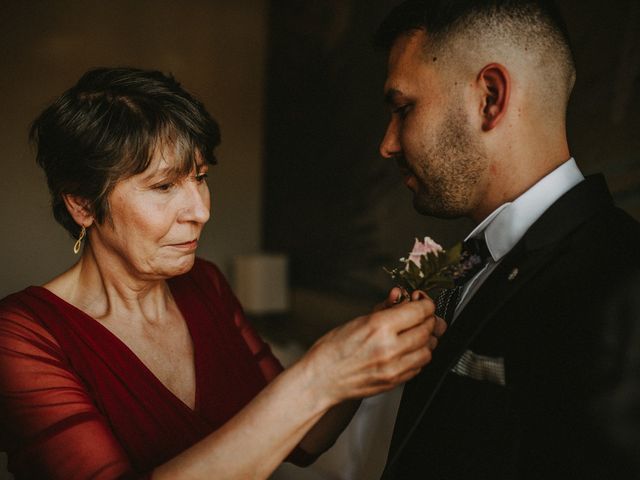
[89, 147, 211, 281]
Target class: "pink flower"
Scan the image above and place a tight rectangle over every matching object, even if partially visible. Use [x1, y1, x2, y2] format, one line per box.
[385, 235, 461, 295]
[407, 236, 443, 267]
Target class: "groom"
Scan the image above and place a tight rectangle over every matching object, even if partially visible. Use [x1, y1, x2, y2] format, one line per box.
[375, 1, 640, 478]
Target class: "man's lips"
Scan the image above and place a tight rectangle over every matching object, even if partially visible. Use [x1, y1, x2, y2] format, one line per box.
[404, 174, 418, 190]
[395, 158, 417, 189]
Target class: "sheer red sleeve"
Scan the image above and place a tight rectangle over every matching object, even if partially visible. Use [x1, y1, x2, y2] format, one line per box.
[0, 298, 150, 480]
[198, 261, 317, 466]
[198, 260, 284, 382]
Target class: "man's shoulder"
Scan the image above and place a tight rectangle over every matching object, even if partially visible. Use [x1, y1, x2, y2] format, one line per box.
[573, 205, 640, 259]
[539, 174, 640, 264]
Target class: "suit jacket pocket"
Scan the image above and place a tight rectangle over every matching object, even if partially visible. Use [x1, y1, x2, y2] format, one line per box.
[451, 349, 506, 386]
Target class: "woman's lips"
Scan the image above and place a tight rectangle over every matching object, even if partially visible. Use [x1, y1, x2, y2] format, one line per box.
[169, 239, 198, 250]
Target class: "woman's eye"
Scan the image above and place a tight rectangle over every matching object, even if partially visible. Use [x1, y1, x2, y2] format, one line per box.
[154, 182, 174, 192]
[195, 172, 208, 183]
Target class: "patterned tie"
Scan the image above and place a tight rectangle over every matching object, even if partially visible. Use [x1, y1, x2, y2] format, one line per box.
[435, 236, 491, 324]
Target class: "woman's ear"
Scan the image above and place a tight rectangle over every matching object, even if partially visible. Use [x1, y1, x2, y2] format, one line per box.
[477, 63, 510, 132]
[63, 194, 94, 228]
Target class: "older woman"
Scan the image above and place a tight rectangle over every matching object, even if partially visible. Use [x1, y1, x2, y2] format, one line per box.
[0, 67, 443, 480]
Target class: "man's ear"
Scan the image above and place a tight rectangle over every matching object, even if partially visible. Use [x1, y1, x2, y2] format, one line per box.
[63, 194, 94, 228]
[477, 63, 510, 132]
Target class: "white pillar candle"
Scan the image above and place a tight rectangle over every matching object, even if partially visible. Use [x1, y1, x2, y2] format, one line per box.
[232, 253, 290, 315]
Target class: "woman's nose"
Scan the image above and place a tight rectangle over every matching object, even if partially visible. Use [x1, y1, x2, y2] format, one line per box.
[182, 182, 210, 224]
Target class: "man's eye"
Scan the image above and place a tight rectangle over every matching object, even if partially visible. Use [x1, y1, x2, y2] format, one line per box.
[394, 104, 412, 118]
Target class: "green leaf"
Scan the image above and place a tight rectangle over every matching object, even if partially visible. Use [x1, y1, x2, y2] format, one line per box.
[384, 239, 466, 297]
[444, 242, 463, 265]
[427, 252, 439, 273]
[407, 260, 420, 277]
[420, 254, 437, 277]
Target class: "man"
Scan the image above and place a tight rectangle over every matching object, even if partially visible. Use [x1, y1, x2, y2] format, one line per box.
[375, 1, 640, 478]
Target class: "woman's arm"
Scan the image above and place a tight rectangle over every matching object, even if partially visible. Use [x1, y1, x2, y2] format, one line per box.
[153, 298, 439, 480]
[295, 288, 443, 458]
[0, 286, 439, 480]
[292, 287, 447, 457]
[0, 305, 147, 479]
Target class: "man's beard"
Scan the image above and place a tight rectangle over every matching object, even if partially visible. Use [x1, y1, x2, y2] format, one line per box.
[410, 106, 487, 218]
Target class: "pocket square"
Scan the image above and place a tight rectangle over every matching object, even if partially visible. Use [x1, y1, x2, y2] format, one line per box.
[450, 350, 506, 386]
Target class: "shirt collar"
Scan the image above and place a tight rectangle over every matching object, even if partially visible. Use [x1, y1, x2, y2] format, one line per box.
[465, 158, 584, 262]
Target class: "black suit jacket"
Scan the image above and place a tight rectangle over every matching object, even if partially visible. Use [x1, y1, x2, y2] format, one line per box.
[382, 175, 640, 479]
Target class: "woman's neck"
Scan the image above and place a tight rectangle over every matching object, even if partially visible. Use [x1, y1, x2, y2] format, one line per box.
[44, 243, 174, 326]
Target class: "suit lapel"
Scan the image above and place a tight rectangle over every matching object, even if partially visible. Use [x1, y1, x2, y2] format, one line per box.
[384, 175, 615, 475]
[387, 242, 560, 469]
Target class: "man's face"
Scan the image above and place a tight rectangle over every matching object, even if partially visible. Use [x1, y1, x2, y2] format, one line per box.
[380, 30, 488, 218]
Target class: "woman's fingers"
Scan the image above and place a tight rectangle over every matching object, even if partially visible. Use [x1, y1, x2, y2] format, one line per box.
[410, 289, 428, 301]
[375, 288, 441, 314]
[309, 296, 445, 403]
[356, 345, 433, 398]
[377, 297, 436, 335]
[433, 315, 447, 337]
[394, 316, 435, 354]
[373, 287, 405, 312]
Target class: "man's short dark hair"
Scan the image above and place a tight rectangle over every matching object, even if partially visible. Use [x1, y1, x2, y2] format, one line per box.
[375, 0, 573, 54]
[30, 67, 220, 238]
[375, 0, 576, 113]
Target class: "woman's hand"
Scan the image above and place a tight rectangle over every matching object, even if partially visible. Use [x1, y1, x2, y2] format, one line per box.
[373, 286, 407, 311]
[374, 286, 438, 311]
[300, 295, 446, 409]
[156, 292, 446, 480]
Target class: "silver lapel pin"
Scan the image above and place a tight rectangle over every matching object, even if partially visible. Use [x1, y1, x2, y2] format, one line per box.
[508, 267, 519, 281]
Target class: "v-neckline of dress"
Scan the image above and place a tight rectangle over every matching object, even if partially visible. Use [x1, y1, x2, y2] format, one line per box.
[27, 280, 201, 414]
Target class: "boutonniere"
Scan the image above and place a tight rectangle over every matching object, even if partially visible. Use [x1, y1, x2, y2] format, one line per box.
[384, 236, 482, 299]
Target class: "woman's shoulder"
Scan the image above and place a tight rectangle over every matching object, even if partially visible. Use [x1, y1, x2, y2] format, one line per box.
[1, 285, 68, 314]
[1, 286, 44, 319]
[0, 287, 62, 353]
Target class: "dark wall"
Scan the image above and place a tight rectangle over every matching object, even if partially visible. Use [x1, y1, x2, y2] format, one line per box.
[264, 0, 640, 301]
[563, 1, 640, 213]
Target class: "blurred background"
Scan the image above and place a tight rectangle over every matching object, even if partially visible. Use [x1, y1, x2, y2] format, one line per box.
[0, 1, 638, 479]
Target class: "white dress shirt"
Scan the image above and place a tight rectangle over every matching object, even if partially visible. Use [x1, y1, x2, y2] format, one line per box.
[453, 158, 585, 321]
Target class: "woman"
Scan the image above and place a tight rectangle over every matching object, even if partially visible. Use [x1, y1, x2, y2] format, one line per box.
[0, 67, 443, 479]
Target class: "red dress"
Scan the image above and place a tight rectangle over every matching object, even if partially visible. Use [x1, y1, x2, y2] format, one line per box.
[0, 258, 292, 479]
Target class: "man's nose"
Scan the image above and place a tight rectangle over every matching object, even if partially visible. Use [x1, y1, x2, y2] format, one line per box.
[379, 118, 402, 159]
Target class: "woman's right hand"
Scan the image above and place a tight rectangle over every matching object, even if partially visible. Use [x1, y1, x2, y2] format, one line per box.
[299, 295, 445, 409]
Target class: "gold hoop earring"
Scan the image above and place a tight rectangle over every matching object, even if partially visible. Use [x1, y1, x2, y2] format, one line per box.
[73, 226, 86, 254]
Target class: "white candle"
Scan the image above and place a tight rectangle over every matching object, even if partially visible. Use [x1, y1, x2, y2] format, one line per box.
[233, 253, 290, 315]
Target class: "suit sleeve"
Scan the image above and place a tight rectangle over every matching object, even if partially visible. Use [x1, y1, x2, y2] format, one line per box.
[522, 269, 640, 480]
[588, 271, 640, 473]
